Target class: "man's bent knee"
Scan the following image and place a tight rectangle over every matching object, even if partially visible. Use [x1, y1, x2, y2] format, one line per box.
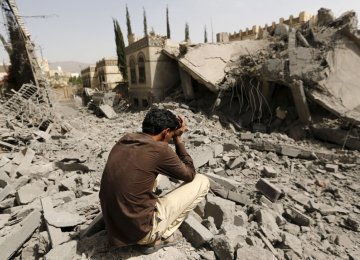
[193, 174, 210, 194]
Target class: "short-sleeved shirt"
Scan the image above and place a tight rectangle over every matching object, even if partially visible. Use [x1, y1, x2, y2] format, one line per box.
[99, 133, 195, 246]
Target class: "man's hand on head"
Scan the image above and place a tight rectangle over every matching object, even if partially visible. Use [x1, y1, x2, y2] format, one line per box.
[173, 115, 187, 143]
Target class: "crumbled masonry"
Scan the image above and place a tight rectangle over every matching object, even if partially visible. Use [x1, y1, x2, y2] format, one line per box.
[0, 7, 359, 260]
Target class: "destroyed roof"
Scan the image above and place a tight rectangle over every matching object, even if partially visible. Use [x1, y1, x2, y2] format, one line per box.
[163, 40, 269, 92]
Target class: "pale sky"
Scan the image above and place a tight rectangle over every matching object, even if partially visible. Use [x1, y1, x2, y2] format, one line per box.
[1, 0, 360, 66]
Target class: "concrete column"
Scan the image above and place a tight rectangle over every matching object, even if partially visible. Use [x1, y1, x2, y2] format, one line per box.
[179, 68, 194, 100]
[290, 80, 311, 124]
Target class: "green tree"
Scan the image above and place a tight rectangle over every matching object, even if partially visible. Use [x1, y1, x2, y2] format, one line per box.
[166, 5, 170, 39]
[113, 18, 127, 81]
[5, 9, 34, 91]
[126, 4, 132, 36]
[204, 25, 208, 43]
[143, 7, 148, 36]
[185, 22, 189, 41]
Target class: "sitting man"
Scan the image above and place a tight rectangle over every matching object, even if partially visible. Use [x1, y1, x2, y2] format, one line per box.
[99, 108, 210, 253]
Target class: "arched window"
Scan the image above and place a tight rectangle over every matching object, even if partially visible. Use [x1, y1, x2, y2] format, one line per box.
[129, 56, 136, 84]
[138, 53, 146, 83]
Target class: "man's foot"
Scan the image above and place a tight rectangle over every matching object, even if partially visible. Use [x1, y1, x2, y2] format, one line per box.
[136, 231, 182, 255]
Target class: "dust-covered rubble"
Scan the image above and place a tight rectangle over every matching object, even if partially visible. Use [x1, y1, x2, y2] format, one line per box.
[0, 98, 359, 259]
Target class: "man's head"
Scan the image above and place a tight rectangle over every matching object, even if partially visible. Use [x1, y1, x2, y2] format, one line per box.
[142, 108, 181, 142]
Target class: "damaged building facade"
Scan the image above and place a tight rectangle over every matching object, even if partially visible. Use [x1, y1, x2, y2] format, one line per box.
[125, 35, 180, 108]
[80, 57, 123, 91]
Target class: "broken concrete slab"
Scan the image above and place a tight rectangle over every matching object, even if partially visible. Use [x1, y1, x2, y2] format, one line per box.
[284, 207, 312, 226]
[205, 172, 241, 190]
[281, 232, 303, 257]
[44, 240, 79, 260]
[236, 246, 277, 260]
[255, 178, 282, 202]
[0, 209, 41, 260]
[45, 210, 86, 228]
[0, 214, 10, 229]
[16, 181, 46, 205]
[263, 166, 278, 178]
[15, 148, 35, 176]
[191, 147, 214, 169]
[205, 195, 235, 228]
[99, 104, 117, 119]
[41, 197, 72, 247]
[180, 214, 214, 248]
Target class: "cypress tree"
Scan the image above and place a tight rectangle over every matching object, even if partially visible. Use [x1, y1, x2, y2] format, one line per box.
[113, 19, 127, 81]
[166, 5, 170, 39]
[143, 7, 148, 36]
[185, 22, 189, 41]
[204, 25, 208, 43]
[126, 4, 132, 36]
[5, 10, 34, 91]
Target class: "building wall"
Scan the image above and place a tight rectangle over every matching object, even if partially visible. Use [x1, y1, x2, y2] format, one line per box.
[126, 40, 179, 108]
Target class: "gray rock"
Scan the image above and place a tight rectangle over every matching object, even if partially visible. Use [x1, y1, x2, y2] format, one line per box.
[205, 195, 235, 228]
[236, 246, 277, 260]
[281, 232, 303, 257]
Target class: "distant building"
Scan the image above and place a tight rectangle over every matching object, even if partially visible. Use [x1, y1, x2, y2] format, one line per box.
[125, 34, 180, 108]
[80, 58, 123, 91]
[217, 11, 315, 43]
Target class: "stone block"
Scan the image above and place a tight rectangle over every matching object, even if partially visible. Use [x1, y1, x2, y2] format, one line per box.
[255, 178, 282, 202]
[213, 167, 225, 176]
[211, 234, 235, 260]
[280, 146, 300, 157]
[191, 147, 213, 169]
[284, 206, 312, 226]
[236, 246, 277, 260]
[325, 164, 338, 173]
[254, 209, 280, 233]
[180, 214, 214, 247]
[205, 195, 235, 228]
[0, 209, 41, 259]
[41, 197, 72, 247]
[227, 191, 249, 206]
[16, 181, 46, 205]
[15, 148, 35, 176]
[227, 156, 244, 169]
[263, 166, 278, 178]
[44, 240, 79, 260]
[212, 144, 224, 157]
[234, 210, 248, 226]
[205, 172, 240, 190]
[281, 232, 303, 257]
[239, 132, 255, 141]
[99, 104, 117, 119]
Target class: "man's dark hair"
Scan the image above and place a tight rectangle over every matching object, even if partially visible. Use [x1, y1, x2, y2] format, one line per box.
[142, 108, 180, 135]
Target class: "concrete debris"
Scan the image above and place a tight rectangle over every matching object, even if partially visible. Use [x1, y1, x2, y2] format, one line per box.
[255, 178, 282, 202]
[0, 209, 41, 260]
[1, 9, 360, 258]
[179, 214, 214, 247]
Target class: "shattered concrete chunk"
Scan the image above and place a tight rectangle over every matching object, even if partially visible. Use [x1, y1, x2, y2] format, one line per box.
[255, 178, 282, 202]
[236, 246, 277, 260]
[180, 214, 214, 248]
[205, 195, 235, 228]
[0, 209, 41, 260]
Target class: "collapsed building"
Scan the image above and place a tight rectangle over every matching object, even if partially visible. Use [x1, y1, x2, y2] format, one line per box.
[0, 3, 360, 259]
[161, 8, 360, 150]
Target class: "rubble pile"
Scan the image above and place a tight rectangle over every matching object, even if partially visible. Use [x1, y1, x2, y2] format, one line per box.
[215, 9, 360, 149]
[0, 98, 359, 259]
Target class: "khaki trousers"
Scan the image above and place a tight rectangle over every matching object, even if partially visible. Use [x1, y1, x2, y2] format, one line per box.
[138, 174, 210, 245]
